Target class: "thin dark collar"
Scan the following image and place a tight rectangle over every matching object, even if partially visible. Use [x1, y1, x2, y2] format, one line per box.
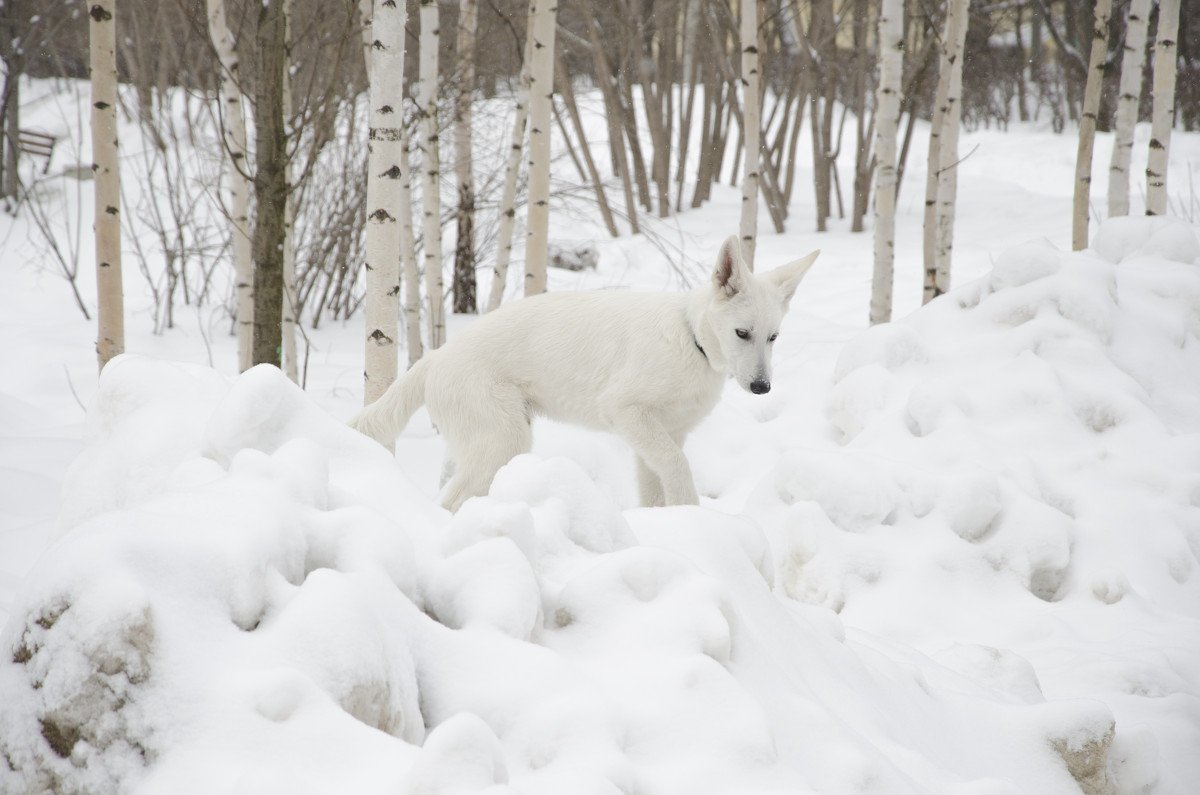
[688, 321, 709, 361]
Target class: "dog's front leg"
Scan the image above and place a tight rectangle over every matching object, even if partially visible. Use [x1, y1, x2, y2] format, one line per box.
[611, 408, 699, 507]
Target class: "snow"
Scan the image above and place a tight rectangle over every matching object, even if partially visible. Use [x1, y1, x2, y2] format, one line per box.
[3, 76, 1200, 794]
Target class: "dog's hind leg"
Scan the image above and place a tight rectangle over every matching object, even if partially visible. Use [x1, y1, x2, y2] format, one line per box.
[436, 385, 532, 512]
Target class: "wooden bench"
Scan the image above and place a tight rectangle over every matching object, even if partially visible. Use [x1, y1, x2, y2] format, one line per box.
[17, 130, 56, 173]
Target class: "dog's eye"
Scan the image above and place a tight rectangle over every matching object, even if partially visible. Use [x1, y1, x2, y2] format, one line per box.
[768, 333, 778, 343]
[735, 329, 750, 340]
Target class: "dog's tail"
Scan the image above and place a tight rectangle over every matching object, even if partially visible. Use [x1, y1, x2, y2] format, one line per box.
[348, 354, 432, 445]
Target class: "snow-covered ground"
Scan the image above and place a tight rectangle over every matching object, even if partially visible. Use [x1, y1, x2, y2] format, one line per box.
[2, 76, 1199, 794]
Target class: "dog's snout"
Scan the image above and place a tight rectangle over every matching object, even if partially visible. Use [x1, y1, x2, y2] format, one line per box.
[750, 379, 771, 395]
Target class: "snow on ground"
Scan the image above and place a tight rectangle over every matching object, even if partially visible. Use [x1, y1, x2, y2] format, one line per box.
[2, 76, 1200, 794]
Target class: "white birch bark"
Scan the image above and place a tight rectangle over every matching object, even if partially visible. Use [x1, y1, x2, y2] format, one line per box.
[1072, 0, 1113, 251]
[359, 0, 422, 365]
[281, 0, 298, 383]
[524, 0, 557, 297]
[925, 0, 968, 304]
[401, 131, 423, 366]
[1145, 0, 1180, 216]
[870, 0, 903, 326]
[363, 0, 407, 406]
[206, 0, 254, 372]
[922, 3, 955, 304]
[91, 0, 124, 371]
[418, 0, 445, 347]
[1107, 0, 1151, 217]
[738, 0, 761, 270]
[485, 7, 537, 312]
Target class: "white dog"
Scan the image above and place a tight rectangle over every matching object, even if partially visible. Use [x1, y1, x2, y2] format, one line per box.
[351, 236, 819, 511]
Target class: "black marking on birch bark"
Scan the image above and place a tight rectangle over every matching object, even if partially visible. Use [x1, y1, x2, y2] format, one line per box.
[105, 205, 119, 215]
[1149, 138, 1164, 150]
[370, 208, 395, 222]
[94, 101, 110, 110]
[368, 329, 394, 344]
[90, 4, 112, 22]
[382, 165, 402, 179]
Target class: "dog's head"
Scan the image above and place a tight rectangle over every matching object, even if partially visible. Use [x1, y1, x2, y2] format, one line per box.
[705, 236, 819, 394]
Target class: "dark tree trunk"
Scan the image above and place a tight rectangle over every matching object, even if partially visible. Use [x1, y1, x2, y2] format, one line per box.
[252, 0, 288, 367]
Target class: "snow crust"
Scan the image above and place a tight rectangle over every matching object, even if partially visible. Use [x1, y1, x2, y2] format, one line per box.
[3, 218, 1199, 795]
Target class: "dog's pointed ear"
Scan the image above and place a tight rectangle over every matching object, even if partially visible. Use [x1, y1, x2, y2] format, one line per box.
[767, 250, 820, 305]
[713, 236, 749, 298]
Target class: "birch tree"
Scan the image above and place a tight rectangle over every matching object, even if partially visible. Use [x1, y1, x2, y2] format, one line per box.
[1145, 0, 1181, 216]
[206, 0, 253, 371]
[486, 8, 536, 312]
[250, 0, 287, 367]
[363, 0, 406, 405]
[90, 0, 124, 371]
[524, 0, 557, 297]
[401, 141, 423, 366]
[1107, 0, 1151, 217]
[870, 0, 903, 326]
[359, 0, 421, 365]
[418, 0, 445, 347]
[739, 0, 761, 269]
[1072, 0, 1112, 250]
[453, 0, 478, 314]
[923, 0, 968, 304]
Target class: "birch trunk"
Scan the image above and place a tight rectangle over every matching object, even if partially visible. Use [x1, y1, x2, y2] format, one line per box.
[206, 0, 253, 371]
[1107, 0, 1151, 217]
[738, 0, 761, 269]
[453, 0, 478, 314]
[486, 8, 536, 312]
[359, 0, 421, 365]
[524, 0, 557, 297]
[1072, 0, 1113, 250]
[932, 0, 969, 299]
[281, 0, 298, 383]
[923, 0, 967, 304]
[401, 142, 423, 366]
[363, 0, 407, 406]
[1145, 0, 1180, 216]
[91, 0, 124, 371]
[418, 0, 445, 347]
[870, 0, 903, 326]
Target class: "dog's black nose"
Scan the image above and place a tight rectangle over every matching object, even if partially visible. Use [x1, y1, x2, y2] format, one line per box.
[750, 380, 771, 394]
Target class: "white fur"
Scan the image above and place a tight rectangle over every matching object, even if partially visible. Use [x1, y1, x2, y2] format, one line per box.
[350, 237, 819, 512]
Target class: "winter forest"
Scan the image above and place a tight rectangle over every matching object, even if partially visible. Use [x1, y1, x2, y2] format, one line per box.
[1, 0, 1200, 792]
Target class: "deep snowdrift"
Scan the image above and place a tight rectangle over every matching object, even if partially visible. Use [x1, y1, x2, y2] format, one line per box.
[2, 217, 1199, 795]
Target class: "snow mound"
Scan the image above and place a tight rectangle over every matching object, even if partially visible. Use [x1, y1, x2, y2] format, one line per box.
[3, 218, 1200, 794]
